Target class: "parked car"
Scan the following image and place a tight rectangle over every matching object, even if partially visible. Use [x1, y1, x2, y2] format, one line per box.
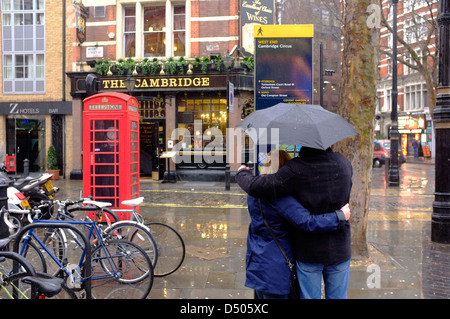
[373, 139, 406, 168]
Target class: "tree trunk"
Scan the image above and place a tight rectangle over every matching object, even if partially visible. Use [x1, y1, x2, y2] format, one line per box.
[335, 0, 379, 260]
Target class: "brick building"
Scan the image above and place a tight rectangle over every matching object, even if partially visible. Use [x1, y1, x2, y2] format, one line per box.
[376, 0, 438, 157]
[0, 0, 72, 175]
[67, 0, 267, 180]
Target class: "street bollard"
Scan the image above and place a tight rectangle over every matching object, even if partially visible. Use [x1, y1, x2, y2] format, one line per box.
[23, 158, 29, 177]
[385, 157, 390, 182]
[0, 180, 11, 239]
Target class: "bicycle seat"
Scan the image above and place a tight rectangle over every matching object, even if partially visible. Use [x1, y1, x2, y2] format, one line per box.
[121, 197, 144, 207]
[0, 237, 11, 250]
[83, 200, 112, 208]
[21, 276, 64, 298]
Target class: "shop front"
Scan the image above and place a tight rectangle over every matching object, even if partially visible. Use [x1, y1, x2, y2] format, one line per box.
[398, 114, 431, 157]
[0, 101, 71, 174]
[67, 69, 254, 180]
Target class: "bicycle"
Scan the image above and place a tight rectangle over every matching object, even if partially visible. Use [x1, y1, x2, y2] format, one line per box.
[0, 213, 73, 299]
[53, 198, 158, 268]
[114, 197, 185, 277]
[13, 203, 154, 299]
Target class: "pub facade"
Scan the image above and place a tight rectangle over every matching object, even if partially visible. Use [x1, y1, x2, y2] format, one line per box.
[65, 0, 274, 180]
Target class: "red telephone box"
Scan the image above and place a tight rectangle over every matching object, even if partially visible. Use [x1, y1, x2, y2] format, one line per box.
[83, 92, 140, 220]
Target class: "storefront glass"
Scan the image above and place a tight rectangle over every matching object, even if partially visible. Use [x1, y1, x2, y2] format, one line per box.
[177, 94, 227, 149]
[6, 116, 46, 172]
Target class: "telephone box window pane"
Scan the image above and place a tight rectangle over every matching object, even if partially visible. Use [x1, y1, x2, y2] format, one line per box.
[95, 166, 114, 174]
[131, 121, 137, 130]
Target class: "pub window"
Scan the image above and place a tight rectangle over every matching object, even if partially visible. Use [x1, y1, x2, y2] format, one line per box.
[173, 5, 186, 56]
[124, 7, 136, 57]
[143, 6, 166, 57]
[1, 0, 45, 94]
[177, 95, 227, 149]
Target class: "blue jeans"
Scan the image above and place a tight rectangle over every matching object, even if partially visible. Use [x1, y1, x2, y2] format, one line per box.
[296, 259, 350, 299]
[254, 290, 289, 299]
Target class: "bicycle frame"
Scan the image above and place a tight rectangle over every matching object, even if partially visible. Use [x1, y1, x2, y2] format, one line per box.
[13, 222, 93, 298]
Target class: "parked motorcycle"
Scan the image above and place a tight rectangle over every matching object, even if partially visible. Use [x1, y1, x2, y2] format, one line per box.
[0, 164, 59, 220]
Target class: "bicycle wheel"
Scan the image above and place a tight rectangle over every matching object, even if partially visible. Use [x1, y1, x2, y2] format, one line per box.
[0, 250, 36, 299]
[89, 239, 153, 299]
[0, 251, 76, 299]
[144, 222, 185, 277]
[105, 221, 158, 267]
[19, 240, 47, 273]
[67, 206, 120, 224]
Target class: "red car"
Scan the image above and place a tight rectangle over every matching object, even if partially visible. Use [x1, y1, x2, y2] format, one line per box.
[373, 140, 406, 168]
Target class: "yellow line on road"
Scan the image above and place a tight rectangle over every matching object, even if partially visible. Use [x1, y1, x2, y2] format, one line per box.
[141, 203, 247, 209]
[141, 189, 245, 196]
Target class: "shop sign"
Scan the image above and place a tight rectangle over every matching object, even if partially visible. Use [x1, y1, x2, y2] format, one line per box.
[0, 101, 72, 115]
[240, 0, 275, 55]
[254, 24, 314, 110]
[100, 76, 212, 91]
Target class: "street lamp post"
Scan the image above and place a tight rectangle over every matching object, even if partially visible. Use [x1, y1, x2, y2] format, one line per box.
[388, 0, 400, 186]
[432, 0, 450, 243]
[223, 53, 234, 191]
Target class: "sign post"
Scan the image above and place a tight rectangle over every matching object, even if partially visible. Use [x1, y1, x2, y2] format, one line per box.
[253, 24, 314, 171]
[254, 24, 314, 110]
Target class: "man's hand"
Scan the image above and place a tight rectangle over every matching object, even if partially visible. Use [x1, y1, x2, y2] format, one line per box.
[238, 165, 249, 171]
[340, 204, 350, 220]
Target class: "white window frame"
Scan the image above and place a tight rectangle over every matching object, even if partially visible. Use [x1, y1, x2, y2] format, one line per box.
[1, 0, 45, 94]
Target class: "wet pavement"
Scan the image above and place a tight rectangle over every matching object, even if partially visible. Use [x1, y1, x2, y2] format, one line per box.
[52, 157, 450, 299]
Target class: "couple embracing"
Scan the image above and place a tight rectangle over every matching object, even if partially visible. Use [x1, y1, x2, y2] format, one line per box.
[237, 146, 352, 299]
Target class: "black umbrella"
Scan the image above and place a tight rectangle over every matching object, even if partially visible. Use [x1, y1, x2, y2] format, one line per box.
[237, 103, 358, 150]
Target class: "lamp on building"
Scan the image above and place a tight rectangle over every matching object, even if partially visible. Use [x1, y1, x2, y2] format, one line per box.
[124, 75, 136, 96]
[388, 0, 400, 186]
[222, 53, 234, 191]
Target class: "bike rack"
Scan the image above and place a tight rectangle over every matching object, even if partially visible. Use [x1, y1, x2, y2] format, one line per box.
[12, 222, 92, 299]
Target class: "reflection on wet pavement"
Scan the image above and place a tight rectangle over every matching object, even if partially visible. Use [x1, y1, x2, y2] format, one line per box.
[53, 160, 450, 299]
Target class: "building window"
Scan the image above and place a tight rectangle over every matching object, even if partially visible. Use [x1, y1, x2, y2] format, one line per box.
[173, 5, 186, 56]
[124, 7, 136, 57]
[177, 94, 227, 149]
[143, 6, 166, 57]
[405, 84, 426, 111]
[2, 0, 45, 94]
[94, 6, 105, 18]
[123, 2, 186, 58]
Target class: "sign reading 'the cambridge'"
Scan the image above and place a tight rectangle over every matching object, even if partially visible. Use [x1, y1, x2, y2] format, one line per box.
[254, 24, 314, 110]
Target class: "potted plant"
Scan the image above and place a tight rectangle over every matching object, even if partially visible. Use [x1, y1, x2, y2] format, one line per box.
[201, 57, 210, 73]
[94, 59, 111, 75]
[242, 56, 254, 72]
[165, 57, 177, 75]
[116, 58, 136, 75]
[46, 145, 60, 179]
[176, 57, 188, 74]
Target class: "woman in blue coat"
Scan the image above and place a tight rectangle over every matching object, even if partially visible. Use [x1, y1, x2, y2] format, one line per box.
[244, 150, 350, 299]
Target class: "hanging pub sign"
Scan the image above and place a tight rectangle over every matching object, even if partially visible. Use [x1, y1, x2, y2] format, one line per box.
[254, 24, 314, 110]
[75, 2, 88, 44]
[240, 0, 275, 55]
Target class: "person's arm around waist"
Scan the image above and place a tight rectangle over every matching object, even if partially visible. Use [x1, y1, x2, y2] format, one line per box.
[277, 199, 350, 233]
